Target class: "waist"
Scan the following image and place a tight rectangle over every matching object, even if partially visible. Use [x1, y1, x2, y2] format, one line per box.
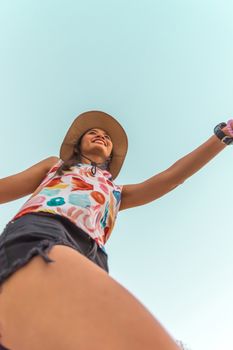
[8, 211, 107, 254]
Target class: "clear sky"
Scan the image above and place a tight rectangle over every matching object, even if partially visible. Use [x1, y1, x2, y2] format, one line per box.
[1, 1, 233, 349]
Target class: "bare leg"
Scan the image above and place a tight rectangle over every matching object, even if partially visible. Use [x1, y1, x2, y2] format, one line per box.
[0, 245, 180, 350]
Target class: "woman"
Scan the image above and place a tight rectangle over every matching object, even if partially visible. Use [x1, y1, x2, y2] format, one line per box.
[0, 110, 232, 350]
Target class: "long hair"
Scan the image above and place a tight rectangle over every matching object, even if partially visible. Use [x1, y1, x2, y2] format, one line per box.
[55, 129, 113, 177]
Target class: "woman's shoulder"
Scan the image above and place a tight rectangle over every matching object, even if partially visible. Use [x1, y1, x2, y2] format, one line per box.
[47, 156, 61, 165]
[45, 156, 63, 174]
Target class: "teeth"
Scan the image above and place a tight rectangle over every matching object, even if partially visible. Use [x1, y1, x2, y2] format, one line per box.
[93, 140, 105, 145]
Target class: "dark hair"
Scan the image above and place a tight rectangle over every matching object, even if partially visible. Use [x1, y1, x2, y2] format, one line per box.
[55, 130, 113, 177]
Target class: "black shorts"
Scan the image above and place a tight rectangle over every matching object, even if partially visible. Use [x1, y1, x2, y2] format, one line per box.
[0, 212, 109, 290]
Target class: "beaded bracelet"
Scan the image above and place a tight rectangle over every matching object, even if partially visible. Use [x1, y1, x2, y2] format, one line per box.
[227, 119, 233, 137]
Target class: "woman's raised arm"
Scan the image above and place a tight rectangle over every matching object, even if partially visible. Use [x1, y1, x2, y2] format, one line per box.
[0, 156, 59, 204]
[119, 131, 229, 211]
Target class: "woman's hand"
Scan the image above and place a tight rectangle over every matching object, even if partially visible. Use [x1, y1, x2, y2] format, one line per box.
[222, 120, 233, 137]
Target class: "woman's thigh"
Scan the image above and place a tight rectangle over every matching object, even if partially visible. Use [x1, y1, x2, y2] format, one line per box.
[0, 245, 180, 350]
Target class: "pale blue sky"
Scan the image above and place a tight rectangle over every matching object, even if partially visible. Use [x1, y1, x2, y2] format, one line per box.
[1, 1, 233, 349]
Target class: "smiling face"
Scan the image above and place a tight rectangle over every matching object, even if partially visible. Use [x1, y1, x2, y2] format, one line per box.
[78, 128, 113, 164]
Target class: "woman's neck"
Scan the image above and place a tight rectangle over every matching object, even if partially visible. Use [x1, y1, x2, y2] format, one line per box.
[80, 153, 106, 165]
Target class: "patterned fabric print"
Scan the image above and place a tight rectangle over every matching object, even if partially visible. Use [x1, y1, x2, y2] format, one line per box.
[11, 159, 123, 251]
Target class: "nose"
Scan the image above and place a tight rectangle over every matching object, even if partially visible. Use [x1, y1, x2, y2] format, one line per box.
[95, 133, 106, 141]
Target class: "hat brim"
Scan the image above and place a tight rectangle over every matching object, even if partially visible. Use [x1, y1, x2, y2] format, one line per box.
[59, 110, 128, 180]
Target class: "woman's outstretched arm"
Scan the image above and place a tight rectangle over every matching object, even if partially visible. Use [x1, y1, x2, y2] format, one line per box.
[119, 125, 231, 211]
[0, 156, 59, 204]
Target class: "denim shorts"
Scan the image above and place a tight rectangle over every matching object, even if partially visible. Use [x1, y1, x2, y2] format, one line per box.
[0, 212, 109, 290]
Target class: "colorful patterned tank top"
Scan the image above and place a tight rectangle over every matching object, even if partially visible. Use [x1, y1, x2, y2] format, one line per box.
[11, 159, 123, 251]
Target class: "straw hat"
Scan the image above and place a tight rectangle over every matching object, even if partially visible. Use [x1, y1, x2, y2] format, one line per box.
[59, 110, 128, 180]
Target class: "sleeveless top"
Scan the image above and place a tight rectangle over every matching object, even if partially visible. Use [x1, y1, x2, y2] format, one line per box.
[10, 159, 123, 252]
